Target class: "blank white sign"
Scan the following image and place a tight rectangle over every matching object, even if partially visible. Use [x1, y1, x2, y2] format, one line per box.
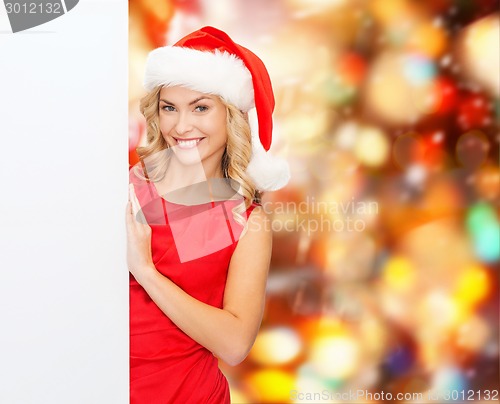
[0, 1, 128, 403]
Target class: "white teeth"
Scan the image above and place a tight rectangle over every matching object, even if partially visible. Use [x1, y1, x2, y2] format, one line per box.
[176, 138, 201, 149]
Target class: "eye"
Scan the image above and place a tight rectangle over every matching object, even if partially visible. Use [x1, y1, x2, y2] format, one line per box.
[194, 105, 209, 112]
[161, 105, 176, 112]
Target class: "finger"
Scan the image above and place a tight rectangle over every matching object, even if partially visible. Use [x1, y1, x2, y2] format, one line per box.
[130, 184, 141, 214]
[125, 200, 132, 216]
[129, 184, 149, 225]
[125, 201, 134, 228]
[129, 184, 141, 216]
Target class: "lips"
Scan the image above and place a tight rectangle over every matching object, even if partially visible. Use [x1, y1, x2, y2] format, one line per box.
[173, 137, 204, 149]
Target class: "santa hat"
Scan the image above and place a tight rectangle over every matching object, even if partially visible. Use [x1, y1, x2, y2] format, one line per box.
[143, 26, 290, 191]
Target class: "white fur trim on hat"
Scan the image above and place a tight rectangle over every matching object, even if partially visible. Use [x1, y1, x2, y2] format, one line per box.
[144, 47, 255, 112]
[246, 108, 290, 191]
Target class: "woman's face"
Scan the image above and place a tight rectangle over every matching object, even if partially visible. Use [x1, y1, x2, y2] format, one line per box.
[158, 86, 228, 176]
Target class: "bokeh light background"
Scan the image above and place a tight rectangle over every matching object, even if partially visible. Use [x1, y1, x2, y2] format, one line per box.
[128, 1, 499, 403]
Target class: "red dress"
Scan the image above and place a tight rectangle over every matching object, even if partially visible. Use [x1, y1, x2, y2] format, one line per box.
[129, 175, 255, 404]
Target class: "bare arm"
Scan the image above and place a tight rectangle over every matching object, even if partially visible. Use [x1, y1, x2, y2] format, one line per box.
[126, 191, 272, 366]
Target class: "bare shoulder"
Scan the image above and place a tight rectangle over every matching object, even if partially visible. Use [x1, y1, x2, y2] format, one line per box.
[230, 205, 272, 264]
[244, 205, 272, 238]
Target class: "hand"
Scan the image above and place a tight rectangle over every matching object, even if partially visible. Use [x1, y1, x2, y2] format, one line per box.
[126, 184, 155, 284]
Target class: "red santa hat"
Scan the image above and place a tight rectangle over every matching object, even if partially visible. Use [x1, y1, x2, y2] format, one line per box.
[143, 26, 290, 191]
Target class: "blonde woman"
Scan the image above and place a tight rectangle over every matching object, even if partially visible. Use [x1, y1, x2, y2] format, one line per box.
[126, 26, 289, 404]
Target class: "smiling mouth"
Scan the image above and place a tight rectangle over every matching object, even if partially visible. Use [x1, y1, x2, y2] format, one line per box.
[173, 137, 204, 149]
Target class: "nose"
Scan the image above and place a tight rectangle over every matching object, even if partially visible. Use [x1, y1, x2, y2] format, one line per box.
[174, 111, 194, 136]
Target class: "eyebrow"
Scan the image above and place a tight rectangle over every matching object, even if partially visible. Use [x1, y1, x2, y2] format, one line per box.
[159, 96, 212, 106]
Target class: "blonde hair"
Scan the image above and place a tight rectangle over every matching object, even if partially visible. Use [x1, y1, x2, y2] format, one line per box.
[134, 86, 260, 223]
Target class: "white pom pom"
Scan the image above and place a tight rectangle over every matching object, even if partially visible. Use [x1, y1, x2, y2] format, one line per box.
[246, 108, 290, 191]
[247, 152, 291, 191]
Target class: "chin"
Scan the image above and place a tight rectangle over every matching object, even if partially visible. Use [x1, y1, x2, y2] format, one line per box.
[171, 146, 204, 166]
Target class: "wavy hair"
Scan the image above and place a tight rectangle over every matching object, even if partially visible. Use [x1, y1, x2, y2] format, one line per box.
[134, 86, 259, 224]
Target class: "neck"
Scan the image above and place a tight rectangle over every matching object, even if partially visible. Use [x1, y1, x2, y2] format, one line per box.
[159, 157, 224, 194]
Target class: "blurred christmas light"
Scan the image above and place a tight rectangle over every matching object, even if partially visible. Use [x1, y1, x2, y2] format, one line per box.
[338, 52, 367, 86]
[385, 345, 415, 375]
[453, 264, 491, 308]
[334, 121, 358, 150]
[325, 234, 377, 281]
[402, 54, 437, 85]
[246, 369, 295, 403]
[455, 130, 490, 169]
[419, 342, 441, 370]
[421, 131, 449, 170]
[466, 203, 500, 262]
[457, 315, 492, 352]
[382, 256, 416, 292]
[393, 132, 425, 169]
[350, 369, 381, 397]
[420, 291, 464, 331]
[431, 367, 468, 396]
[322, 52, 366, 107]
[422, 179, 465, 218]
[365, 52, 436, 124]
[327, 286, 365, 322]
[295, 364, 341, 402]
[402, 220, 475, 286]
[141, 0, 171, 22]
[354, 126, 390, 167]
[229, 387, 251, 404]
[474, 165, 500, 200]
[385, 19, 415, 48]
[431, 131, 445, 143]
[359, 317, 387, 361]
[323, 75, 357, 106]
[408, 20, 448, 58]
[201, 0, 238, 28]
[405, 164, 428, 188]
[262, 27, 334, 89]
[287, 0, 347, 11]
[142, 2, 174, 47]
[370, 0, 415, 25]
[466, 202, 497, 233]
[429, 76, 459, 115]
[471, 222, 500, 263]
[250, 327, 303, 366]
[280, 107, 331, 152]
[128, 47, 150, 100]
[456, 92, 493, 130]
[311, 151, 363, 196]
[310, 334, 361, 379]
[460, 14, 500, 97]
[380, 289, 412, 325]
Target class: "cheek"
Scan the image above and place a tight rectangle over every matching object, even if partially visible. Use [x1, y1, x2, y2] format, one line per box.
[196, 119, 226, 141]
[208, 112, 228, 143]
[158, 117, 174, 137]
[211, 123, 228, 145]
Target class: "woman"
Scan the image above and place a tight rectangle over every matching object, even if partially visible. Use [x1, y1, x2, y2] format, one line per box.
[126, 26, 289, 403]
